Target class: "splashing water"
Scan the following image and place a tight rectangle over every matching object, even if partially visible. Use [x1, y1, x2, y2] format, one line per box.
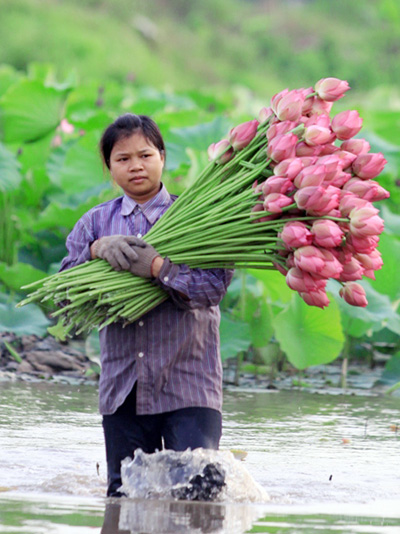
[120, 448, 270, 503]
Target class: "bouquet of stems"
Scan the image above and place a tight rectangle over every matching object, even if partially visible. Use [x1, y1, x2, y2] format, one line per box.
[19, 78, 389, 337]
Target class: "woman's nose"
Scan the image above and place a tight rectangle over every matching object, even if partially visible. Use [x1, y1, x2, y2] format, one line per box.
[129, 157, 144, 170]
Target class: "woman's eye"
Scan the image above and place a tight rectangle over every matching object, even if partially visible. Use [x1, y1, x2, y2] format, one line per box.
[142, 154, 150, 158]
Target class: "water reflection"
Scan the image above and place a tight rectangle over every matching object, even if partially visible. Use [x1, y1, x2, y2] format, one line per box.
[101, 499, 262, 534]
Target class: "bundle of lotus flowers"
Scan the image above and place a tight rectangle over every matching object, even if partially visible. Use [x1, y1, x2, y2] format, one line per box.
[19, 77, 389, 336]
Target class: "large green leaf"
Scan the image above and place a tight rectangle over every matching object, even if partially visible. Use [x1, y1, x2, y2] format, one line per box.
[0, 65, 22, 99]
[0, 79, 68, 143]
[379, 352, 400, 386]
[247, 268, 293, 306]
[219, 312, 251, 362]
[0, 299, 50, 336]
[373, 232, 400, 300]
[0, 142, 22, 191]
[273, 294, 345, 369]
[0, 262, 47, 293]
[380, 205, 400, 236]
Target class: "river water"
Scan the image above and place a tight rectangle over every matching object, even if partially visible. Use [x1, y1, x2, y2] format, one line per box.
[0, 380, 399, 533]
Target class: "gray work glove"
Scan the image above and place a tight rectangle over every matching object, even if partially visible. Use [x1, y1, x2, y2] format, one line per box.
[128, 239, 161, 278]
[94, 235, 145, 271]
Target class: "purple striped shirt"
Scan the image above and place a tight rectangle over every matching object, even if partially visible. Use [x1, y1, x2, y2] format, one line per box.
[60, 184, 233, 415]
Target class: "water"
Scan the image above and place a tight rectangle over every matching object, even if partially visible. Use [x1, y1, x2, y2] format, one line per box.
[0, 381, 399, 533]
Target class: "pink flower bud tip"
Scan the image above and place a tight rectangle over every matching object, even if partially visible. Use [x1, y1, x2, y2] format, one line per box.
[339, 282, 368, 307]
[314, 78, 350, 102]
[331, 110, 363, 140]
[229, 120, 259, 151]
[207, 139, 233, 164]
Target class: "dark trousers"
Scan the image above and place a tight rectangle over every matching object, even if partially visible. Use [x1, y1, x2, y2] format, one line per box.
[102, 384, 222, 496]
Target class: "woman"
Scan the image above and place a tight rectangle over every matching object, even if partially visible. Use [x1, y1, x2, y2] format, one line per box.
[60, 113, 233, 496]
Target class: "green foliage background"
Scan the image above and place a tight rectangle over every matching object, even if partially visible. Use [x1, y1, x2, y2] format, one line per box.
[1, 0, 400, 382]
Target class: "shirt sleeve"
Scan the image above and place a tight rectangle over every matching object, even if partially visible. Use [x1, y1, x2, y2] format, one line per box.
[59, 214, 95, 272]
[154, 257, 234, 310]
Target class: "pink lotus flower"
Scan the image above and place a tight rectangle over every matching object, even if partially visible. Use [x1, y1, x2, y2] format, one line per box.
[304, 113, 331, 129]
[280, 221, 313, 249]
[299, 288, 330, 308]
[293, 164, 326, 188]
[314, 77, 350, 101]
[267, 133, 298, 162]
[60, 118, 75, 134]
[273, 157, 304, 180]
[271, 89, 305, 122]
[229, 119, 259, 150]
[339, 282, 368, 307]
[262, 176, 294, 196]
[318, 144, 340, 156]
[331, 110, 363, 140]
[341, 138, 371, 155]
[258, 107, 274, 124]
[267, 120, 298, 141]
[298, 156, 318, 167]
[300, 87, 315, 115]
[352, 152, 387, 179]
[311, 219, 344, 248]
[349, 206, 384, 237]
[335, 150, 358, 169]
[339, 193, 371, 216]
[295, 141, 322, 157]
[286, 267, 327, 292]
[355, 250, 383, 279]
[345, 234, 379, 254]
[342, 178, 390, 202]
[263, 193, 294, 213]
[303, 125, 335, 146]
[207, 139, 234, 164]
[328, 171, 352, 188]
[294, 245, 343, 279]
[337, 257, 364, 282]
[294, 185, 340, 216]
[309, 97, 333, 115]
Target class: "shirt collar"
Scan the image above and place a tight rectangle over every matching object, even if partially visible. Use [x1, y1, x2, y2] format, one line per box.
[120, 183, 172, 224]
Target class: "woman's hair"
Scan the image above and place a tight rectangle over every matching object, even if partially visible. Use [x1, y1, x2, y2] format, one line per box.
[100, 113, 165, 169]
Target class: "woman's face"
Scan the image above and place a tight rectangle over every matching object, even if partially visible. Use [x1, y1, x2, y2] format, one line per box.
[109, 132, 165, 203]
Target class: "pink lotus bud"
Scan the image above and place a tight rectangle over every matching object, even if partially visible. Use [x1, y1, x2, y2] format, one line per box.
[352, 152, 387, 179]
[346, 234, 379, 254]
[273, 157, 304, 180]
[335, 150, 357, 169]
[343, 178, 390, 202]
[355, 250, 383, 279]
[328, 171, 352, 188]
[51, 134, 62, 147]
[298, 156, 318, 167]
[286, 267, 327, 293]
[318, 144, 340, 156]
[274, 261, 290, 276]
[263, 193, 294, 214]
[309, 97, 333, 115]
[294, 245, 343, 279]
[299, 288, 330, 308]
[299, 87, 315, 115]
[271, 89, 305, 122]
[293, 164, 326, 189]
[349, 206, 384, 237]
[294, 185, 340, 216]
[262, 176, 294, 196]
[303, 125, 335, 147]
[314, 77, 350, 102]
[207, 139, 234, 163]
[337, 257, 364, 282]
[339, 193, 370, 216]
[339, 282, 368, 307]
[258, 107, 274, 124]
[60, 118, 75, 134]
[341, 138, 371, 155]
[267, 133, 298, 163]
[318, 154, 342, 176]
[304, 113, 331, 129]
[311, 219, 344, 248]
[295, 141, 322, 157]
[267, 120, 298, 141]
[229, 119, 259, 151]
[331, 110, 363, 140]
[280, 221, 313, 249]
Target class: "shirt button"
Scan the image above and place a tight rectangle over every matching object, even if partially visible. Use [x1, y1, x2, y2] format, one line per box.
[138, 321, 144, 327]
[137, 233, 142, 238]
[163, 276, 169, 282]
[138, 352, 144, 358]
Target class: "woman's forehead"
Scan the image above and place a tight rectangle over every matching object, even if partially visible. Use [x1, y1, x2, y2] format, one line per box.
[112, 132, 157, 153]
